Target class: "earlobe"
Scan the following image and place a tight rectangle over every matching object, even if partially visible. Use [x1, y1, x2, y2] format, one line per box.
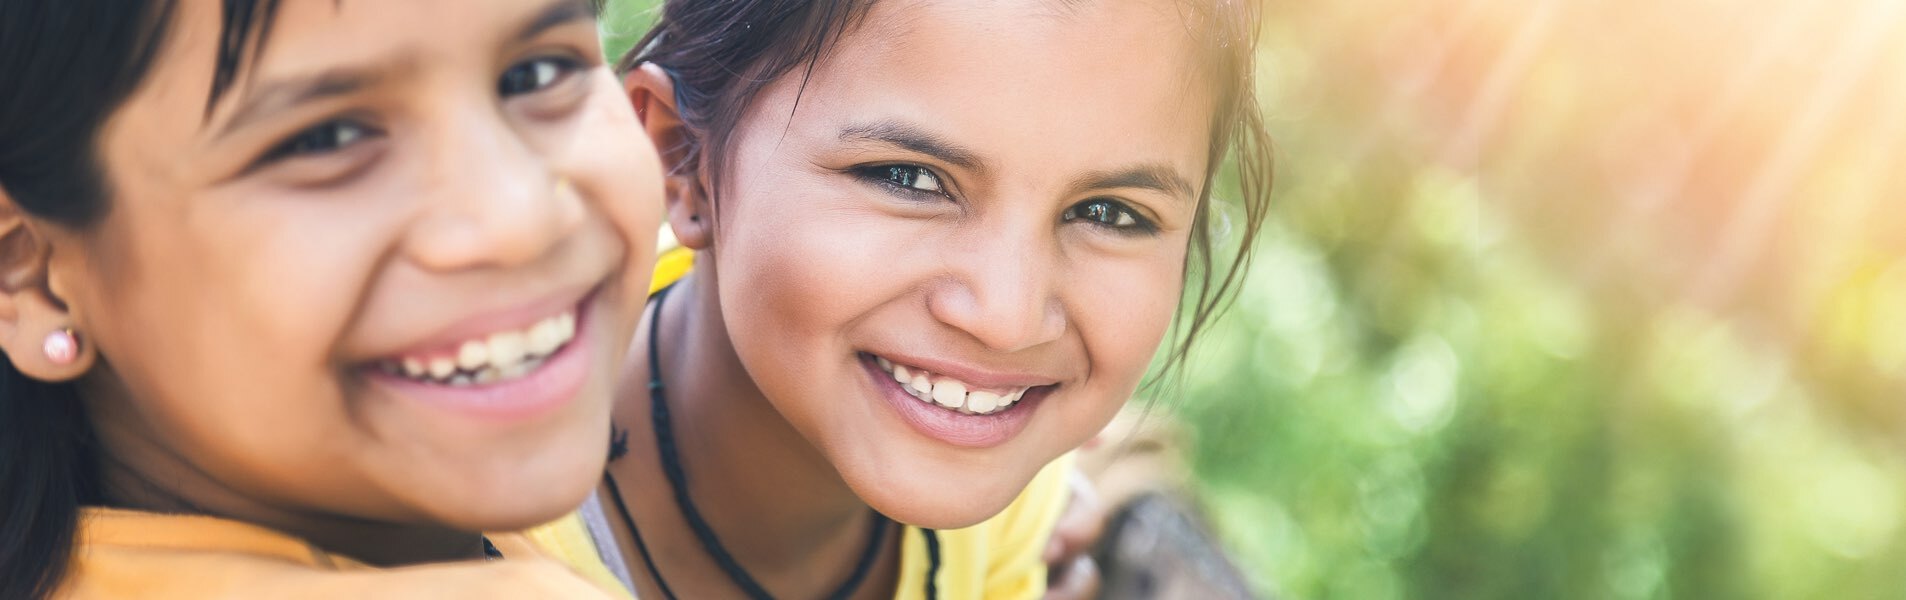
[665, 183, 712, 251]
[624, 63, 715, 251]
[0, 194, 94, 382]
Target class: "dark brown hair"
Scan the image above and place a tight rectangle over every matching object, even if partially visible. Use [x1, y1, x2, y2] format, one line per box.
[627, 0, 1272, 376]
[0, 1, 281, 597]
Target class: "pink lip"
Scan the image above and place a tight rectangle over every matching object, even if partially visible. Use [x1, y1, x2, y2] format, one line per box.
[860, 354, 1050, 448]
[366, 295, 596, 422]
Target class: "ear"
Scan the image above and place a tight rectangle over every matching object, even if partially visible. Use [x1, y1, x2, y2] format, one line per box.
[625, 63, 713, 251]
[0, 192, 95, 382]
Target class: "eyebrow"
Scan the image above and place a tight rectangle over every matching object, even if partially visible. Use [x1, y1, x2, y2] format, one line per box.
[212, 67, 385, 141]
[210, 0, 595, 141]
[1070, 164, 1199, 202]
[516, 0, 598, 43]
[838, 121, 987, 173]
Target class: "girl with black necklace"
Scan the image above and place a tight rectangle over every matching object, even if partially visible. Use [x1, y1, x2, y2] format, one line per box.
[527, 0, 1274, 598]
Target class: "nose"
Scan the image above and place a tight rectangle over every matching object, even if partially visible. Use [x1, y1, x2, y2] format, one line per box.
[403, 104, 584, 272]
[927, 221, 1068, 353]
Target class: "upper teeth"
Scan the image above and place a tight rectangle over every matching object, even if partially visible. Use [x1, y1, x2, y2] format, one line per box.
[381, 311, 577, 386]
[877, 356, 1029, 416]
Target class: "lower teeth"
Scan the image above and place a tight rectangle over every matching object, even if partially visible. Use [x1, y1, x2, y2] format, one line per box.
[390, 355, 550, 386]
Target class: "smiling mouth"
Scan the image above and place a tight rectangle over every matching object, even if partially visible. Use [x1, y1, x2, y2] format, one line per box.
[374, 309, 578, 387]
[866, 354, 1047, 416]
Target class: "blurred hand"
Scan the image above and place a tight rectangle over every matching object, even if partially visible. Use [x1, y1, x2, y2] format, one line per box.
[1044, 469, 1106, 600]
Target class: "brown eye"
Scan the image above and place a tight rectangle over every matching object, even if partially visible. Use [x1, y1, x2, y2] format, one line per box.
[852, 164, 949, 198]
[1063, 199, 1154, 232]
[498, 56, 582, 97]
[850, 165, 953, 203]
[261, 119, 376, 163]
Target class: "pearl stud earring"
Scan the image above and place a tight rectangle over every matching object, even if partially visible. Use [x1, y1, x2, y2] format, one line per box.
[43, 328, 77, 365]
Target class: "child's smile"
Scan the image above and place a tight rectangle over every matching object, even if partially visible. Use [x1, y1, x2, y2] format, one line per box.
[367, 286, 596, 420]
[859, 352, 1061, 447]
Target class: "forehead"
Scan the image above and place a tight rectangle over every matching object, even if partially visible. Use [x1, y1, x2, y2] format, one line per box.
[780, 0, 1217, 182]
[102, 0, 585, 177]
[127, 0, 582, 124]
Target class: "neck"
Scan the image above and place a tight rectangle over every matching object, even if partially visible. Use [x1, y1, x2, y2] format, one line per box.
[656, 270, 870, 556]
[609, 268, 885, 591]
[81, 374, 487, 567]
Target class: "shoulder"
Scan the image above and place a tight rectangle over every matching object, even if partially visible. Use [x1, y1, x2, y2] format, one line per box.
[983, 451, 1076, 548]
[517, 511, 636, 598]
[650, 245, 694, 294]
[60, 508, 621, 600]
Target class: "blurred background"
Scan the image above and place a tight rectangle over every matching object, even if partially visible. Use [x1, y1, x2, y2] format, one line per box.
[604, 0, 1906, 597]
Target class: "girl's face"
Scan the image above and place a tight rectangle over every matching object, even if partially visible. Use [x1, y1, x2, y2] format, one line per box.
[705, 0, 1214, 528]
[53, 0, 661, 530]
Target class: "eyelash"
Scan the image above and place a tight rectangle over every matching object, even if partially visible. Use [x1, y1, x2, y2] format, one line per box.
[252, 56, 585, 170]
[851, 164, 1156, 233]
[851, 164, 948, 198]
[1064, 198, 1156, 233]
[498, 55, 585, 97]
[258, 119, 380, 165]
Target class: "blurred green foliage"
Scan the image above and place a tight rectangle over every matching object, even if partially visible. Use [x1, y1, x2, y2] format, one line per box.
[600, 1, 1906, 598]
[1178, 2, 1906, 598]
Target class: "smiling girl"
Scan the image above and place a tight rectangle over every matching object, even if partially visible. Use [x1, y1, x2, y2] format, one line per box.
[533, 0, 1272, 598]
[0, 0, 663, 597]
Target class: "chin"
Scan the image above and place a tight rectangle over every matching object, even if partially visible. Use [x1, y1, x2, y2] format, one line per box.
[426, 482, 592, 532]
[847, 461, 1030, 530]
[417, 451, 604, 532]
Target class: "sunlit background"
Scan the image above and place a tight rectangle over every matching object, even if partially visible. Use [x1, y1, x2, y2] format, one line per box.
[604, 0, 1906, 597]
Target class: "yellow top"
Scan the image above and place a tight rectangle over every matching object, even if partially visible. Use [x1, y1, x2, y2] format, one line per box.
[56, 507, 621, 599]
[522, 510, 642, 598]
[531, 454, 1073, 600]
[892, 453, 1074, 600]
[527, 247, 1073, 599]
[647, 244, 695, 296]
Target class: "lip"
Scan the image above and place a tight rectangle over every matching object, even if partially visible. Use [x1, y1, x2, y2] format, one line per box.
[365, 289, 600, 421]
[860, 353, 1051, 448]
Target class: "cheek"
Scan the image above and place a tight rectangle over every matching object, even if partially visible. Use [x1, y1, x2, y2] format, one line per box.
[710, 173, 920, 421]
[715, 191, 865, 363]
[79, 184, 398, 465]
[208, 193, 395, 383]
[565, 73, 666, 253]
[713, 134, 875, 344]
[1071, 246, 1189, 394]
[92, 198, 362, 369]
[561, 77, 665, 335]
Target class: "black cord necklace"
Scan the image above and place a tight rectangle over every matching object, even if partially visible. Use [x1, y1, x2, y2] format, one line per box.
[602, 284, 929, 600]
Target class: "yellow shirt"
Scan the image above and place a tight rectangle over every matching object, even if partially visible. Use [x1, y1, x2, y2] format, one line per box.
[58, 508, 621, 599]
[530, 455, 1072, 600]
[527, 248, 1073, 599]
[892, 453, 1073, 600]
